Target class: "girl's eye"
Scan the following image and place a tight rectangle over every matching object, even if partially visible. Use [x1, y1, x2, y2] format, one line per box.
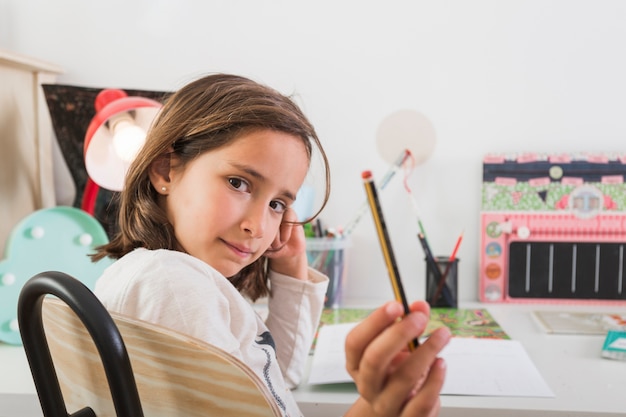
[228, 177, 249, 192]
[269, 200, 287, 214]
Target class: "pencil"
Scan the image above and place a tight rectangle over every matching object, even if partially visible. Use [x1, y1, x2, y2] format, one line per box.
[342, 150, 411, 236]
[362, 170, 419, 350]
[418, 233, 455, 307]
[430, 231, 463, 306]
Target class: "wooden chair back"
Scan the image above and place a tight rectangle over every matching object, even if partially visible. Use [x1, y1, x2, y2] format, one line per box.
[18, 271, 282, 417]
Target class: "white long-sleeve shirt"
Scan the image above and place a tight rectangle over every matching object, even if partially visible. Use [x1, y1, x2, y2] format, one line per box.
[95, 248, 328, 417]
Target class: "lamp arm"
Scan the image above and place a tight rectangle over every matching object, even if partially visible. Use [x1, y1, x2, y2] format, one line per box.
[81, 177, 100, 215]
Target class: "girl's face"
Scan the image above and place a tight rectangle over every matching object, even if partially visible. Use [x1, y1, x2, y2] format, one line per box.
[154, 129, 309, 277]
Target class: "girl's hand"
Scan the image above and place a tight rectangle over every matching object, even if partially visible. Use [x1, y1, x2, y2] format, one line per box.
[264, 209, 308, 280]
[345, 300, 451, 417]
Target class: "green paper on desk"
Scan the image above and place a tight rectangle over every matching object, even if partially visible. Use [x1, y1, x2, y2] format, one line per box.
[312, 308, 509, 352]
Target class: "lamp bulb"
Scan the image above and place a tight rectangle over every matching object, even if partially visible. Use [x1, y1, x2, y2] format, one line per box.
[111, 118, 147, 163]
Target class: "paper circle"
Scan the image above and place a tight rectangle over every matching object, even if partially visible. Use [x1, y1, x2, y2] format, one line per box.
[376, 110, 436, 166]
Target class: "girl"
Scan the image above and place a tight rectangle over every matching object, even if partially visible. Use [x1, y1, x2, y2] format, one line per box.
[94, 73, 450, 417]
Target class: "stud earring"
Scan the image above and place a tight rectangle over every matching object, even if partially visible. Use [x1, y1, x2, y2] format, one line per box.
[161, 186, 167, 192]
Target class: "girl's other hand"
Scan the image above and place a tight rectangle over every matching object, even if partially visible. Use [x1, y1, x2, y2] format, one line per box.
[265, 209, 308, 280]
[345, 300, 451, 417]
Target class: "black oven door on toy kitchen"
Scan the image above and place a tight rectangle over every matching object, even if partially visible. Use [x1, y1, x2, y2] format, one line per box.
[508, 240, 626, 300]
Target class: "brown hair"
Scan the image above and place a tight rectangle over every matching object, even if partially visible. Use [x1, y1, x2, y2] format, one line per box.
[93, 73, 330, 300]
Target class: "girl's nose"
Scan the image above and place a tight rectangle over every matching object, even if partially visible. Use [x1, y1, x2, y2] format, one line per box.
[241, 204, 267, 238]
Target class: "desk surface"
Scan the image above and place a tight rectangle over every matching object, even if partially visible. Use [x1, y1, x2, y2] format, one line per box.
[293, 302, 626, 417]
[2, 302, 626, 417]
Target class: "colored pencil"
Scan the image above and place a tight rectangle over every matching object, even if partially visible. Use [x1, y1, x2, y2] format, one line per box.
[362, 170, 419, 350]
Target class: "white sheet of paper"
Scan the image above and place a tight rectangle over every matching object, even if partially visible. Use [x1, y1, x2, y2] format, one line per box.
[438, 337, 554, 397]
[308, 322, 359, 385]
[308, 323, 554, 397]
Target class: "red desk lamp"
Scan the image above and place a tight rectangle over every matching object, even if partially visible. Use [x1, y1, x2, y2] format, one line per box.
[82, 89, 162, 214]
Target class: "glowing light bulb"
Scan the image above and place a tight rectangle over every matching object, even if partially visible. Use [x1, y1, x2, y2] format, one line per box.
[109, 113, 147, 163]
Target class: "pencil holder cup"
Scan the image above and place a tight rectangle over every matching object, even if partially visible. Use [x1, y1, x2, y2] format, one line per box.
[425, 256, 459, 308]
[306, 237, 350, 308]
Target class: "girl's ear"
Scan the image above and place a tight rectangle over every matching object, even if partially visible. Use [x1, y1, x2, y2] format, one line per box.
[149, 152, 172, 193]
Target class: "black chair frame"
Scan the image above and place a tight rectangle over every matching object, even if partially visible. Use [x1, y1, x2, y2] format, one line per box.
[17, 271, 144, 417]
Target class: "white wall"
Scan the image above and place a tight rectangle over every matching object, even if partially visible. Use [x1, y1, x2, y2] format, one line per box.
[2, 0, 626, 305]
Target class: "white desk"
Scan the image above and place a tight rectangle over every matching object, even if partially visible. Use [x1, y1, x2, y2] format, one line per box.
[0, 343, 40, 417]
[293, 303, 626, 417]
[2, 303, 626, 417]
